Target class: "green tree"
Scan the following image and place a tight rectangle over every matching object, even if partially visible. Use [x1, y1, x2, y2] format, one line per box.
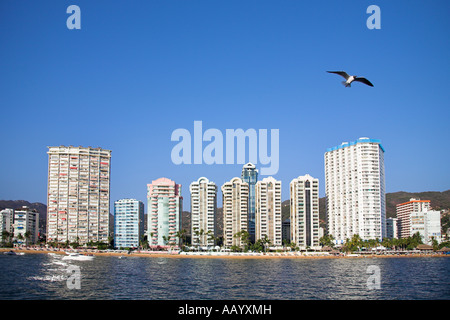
[234, 230, 251, 251]
[319, 234, 335, 248]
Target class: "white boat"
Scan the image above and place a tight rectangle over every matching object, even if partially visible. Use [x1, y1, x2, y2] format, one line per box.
[346, 253, 359, 257]
[62, 252, 94, 261]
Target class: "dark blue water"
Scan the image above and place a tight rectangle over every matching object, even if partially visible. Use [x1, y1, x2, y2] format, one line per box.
[0, 254, 449, 299]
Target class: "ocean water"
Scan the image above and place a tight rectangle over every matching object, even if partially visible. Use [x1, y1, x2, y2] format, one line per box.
[0, 254, 449, 300]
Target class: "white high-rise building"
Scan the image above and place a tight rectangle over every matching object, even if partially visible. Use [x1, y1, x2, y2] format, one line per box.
[290, 174, 320, 249]
[190, 177, 217, 248]
[114, 199, 144, 249]
[0, 208, 14, 237]
[13, 206, 39, 245]
[147, 178, 182, 246]
[410, 209, 441, 245]
[46, 146, 111, 244]
[221, 177, 249, 248]
[255, 177, 282, 247]
[396, 198, 430, 239]
[325, 138, 386, 244]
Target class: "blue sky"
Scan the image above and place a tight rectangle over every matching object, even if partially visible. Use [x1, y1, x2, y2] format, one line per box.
[1, 1, 449, 210]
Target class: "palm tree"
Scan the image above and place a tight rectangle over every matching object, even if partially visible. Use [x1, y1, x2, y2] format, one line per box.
[17, 233, 24, 246]
[24, 231, 32, 247]
[234, 230, 251, 251]
[2, 231, 11, 246]
[175, 229, 187, 249]
[261, 235, 271, 253]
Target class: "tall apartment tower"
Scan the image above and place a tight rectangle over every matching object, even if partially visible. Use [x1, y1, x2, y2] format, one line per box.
[290, 174, 320, 249]
[325, 138, 386, 244]
[190, 177, 217, 248]
[396, 198, 431, 239]
[114, 199, 144, 249]
[46, 146, 111, 244]
[241, 163, 258, 242]
[255, 176, 282, 247]
[222, 177, 249, 248]
[147, 178, 182, 246]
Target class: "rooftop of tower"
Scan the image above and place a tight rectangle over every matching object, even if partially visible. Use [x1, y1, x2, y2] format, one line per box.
[326, 137, 385, 153]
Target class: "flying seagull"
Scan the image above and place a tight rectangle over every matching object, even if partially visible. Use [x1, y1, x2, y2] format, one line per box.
[327, 71, 374, 87]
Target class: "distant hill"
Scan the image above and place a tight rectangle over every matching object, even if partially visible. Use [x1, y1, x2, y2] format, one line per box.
[0, 200, 47, 233]
[386, 190, 450, 218]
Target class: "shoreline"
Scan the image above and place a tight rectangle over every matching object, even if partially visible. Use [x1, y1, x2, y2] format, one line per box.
[1, 248, 449, 260]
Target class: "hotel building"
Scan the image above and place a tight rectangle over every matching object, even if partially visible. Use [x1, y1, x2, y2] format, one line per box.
[410, 209, 441, 245]
[241, 163, 258, 241]
[325, 138, 386, 244]
[396, 198, 430, 239]
[13, 207, 39, 245]
[114, 199, 144, 249]
[222, 177, 249, 248]
[190, 177, 217, 248]
[46, 146, 111, 244]
[290, 174, 320, 249]
[255, 177, 282, 247]
[147, 178, 182, 246]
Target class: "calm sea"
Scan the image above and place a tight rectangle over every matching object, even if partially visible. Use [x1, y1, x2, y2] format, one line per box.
[0, 253, 449, 300]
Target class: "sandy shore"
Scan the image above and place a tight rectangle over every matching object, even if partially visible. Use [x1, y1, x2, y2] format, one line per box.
[1, 248, 448, 260]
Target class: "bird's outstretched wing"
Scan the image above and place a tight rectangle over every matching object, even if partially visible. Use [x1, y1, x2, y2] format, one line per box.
[327, 71, 350, 80]
[353, 77, 374, 87]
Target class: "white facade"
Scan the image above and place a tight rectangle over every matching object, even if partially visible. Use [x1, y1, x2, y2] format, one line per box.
[396, 198, 430, 239]
[114, 199, 144, 249]
[255, 176, 282, 247]
[0, 208, 14, 237]
[147, 178, 182, 246]
[325, 138, 386, 244]
[410, 209, 441, 245]
[221, 177, 249, 248]
[47, 146, 111, 244]
[290, 174, 320, 249]
[13, 207, 39, 245]
[190, 177, 217, 248]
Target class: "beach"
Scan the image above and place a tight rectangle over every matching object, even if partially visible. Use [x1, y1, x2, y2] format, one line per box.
[1, 248, 448, 259]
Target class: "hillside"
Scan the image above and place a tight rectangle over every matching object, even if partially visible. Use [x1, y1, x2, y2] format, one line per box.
[0, 200, 47, 232]
[386, 190, 450, 218]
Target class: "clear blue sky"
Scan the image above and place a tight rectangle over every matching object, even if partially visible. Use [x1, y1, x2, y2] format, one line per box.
[1, 1, 449, 211]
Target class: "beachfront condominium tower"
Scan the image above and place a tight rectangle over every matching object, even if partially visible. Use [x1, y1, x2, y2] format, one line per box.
[241, 163, 258, 241]
[13, 207, 39, 245]
[222, 177, 249, 248]
[190, 177, 217, 248]
[147, 178, 182, 246]
[255, 176, 282, 247]
[46, 146, 111, 245]
[290, 174, 320, 250]
[396, 198, 431, 239]
[114, 199, 144, 249]
[325, 138, 386, 245]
